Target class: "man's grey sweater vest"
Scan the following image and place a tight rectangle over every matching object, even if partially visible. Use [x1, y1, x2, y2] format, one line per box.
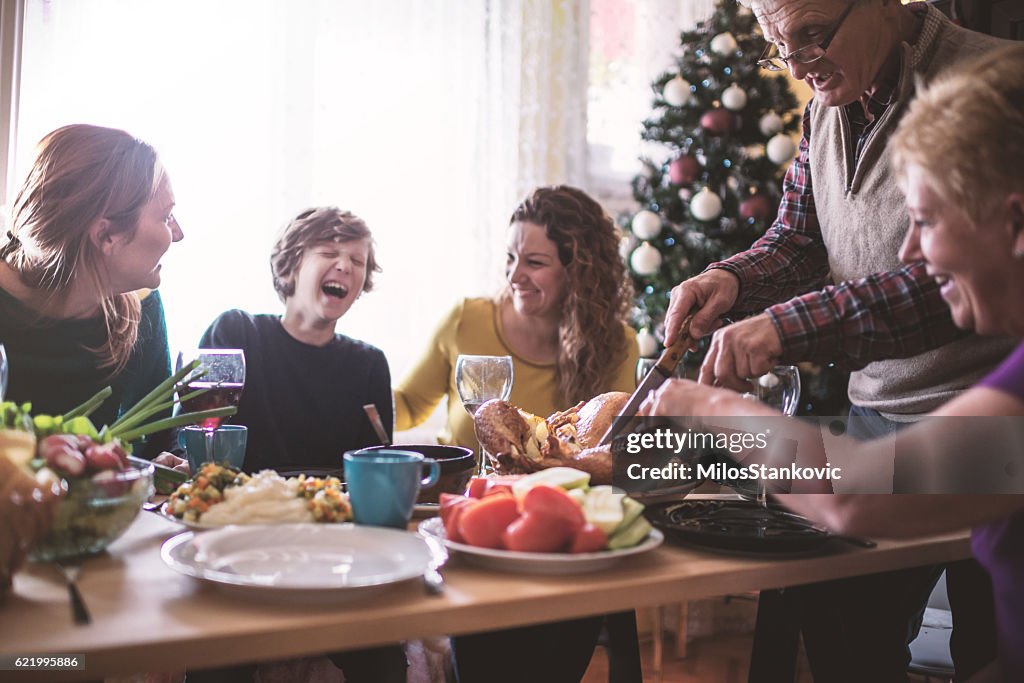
[809, 6, 1015, 419]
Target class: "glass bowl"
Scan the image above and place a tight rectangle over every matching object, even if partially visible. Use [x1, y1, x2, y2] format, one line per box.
[29, 462, 154, 561]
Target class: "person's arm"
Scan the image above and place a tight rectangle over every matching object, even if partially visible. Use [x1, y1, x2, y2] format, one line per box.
[642, 378, 1024, 536]
[393, 302, 462, 431]
[711, 103, 832, 313]
[765, 261, 965, 370]
[781, 385, 1024, 535]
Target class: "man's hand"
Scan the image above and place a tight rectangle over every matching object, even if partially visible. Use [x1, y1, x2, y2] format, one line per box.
[664, 269, 741, 346]
[698, 313, 783, 391]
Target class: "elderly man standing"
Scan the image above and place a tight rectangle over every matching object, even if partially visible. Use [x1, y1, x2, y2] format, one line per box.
[662, 0, 1014, 680]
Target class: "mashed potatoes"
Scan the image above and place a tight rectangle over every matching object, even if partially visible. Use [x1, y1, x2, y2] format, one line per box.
[199, 471, 313, 525]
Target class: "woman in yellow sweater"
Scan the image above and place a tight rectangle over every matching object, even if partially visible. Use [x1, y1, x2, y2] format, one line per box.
[397, 185, 642, 682]
[394, 184, 639, 449]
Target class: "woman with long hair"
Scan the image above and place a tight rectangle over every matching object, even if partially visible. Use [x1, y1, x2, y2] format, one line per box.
[395, 185, 641, 683]
[0, 123, 183, 455]
[395, 184, 638, 449]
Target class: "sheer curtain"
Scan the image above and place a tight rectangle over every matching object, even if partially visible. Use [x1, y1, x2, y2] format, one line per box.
[12, 0, 591, 380]
[587, 0, 718, 206]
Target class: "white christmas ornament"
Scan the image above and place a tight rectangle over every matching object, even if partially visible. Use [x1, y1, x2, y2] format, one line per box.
[758, 372, 780, 389]
[689, 187, 723, 221]
[677, 187, 693, 201]
[630, 242, 663, 276]
[759, 111, 784, 136]
[637, 328, 658, 357]
[662, 76, 691, 107]
[631, 210, 662, 240]
[767, 133, 797, 165]
[721, 84, 748, 111]
[710, 32, 739, 56]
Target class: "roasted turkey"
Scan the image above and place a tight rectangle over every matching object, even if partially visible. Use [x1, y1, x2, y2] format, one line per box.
[473, 391, 629, 484]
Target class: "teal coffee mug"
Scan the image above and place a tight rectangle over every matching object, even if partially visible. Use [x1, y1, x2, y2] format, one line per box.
[179, 425, 248, 473]
[343, 449, 440, 528]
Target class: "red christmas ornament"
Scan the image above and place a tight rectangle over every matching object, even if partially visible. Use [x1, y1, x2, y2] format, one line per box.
[668, 155, 701, 185]
[700, 108, 735, 136]
[739, 194, 773, 221]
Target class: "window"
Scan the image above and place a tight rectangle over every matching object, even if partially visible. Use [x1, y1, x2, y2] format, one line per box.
[10, 0, 496, 376]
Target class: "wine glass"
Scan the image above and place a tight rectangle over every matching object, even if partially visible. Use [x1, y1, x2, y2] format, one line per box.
[745, 365, 801, 509]
[455, 354, 513, 475]
[635, 357, 658, 387]
[0, 343, 8, 402]
[186, 349, 246, 466]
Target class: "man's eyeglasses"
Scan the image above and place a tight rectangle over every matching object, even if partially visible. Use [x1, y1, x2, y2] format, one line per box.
[757, 1, 857, 71]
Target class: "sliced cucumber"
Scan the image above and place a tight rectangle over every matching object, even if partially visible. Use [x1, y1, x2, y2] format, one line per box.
[583, 486, 625, 534]
[608, 515, 653, 550]
[511, 467, 591, 498]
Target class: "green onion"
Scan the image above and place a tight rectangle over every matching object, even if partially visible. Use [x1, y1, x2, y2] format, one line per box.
[61, 386, 113, 421]
[109, 360, 201, 433]
[115, 406, 236, 444]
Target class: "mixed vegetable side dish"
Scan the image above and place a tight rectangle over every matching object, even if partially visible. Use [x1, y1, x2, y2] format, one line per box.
[166, 463, 352, 525]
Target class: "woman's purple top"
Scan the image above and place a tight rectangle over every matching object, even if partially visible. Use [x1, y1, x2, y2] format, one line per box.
[973, 341, 1024, 680]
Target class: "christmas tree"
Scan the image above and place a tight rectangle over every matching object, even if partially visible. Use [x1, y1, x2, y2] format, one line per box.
[623, 0, 848, 415]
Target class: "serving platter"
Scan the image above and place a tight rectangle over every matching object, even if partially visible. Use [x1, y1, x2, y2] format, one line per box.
[417, 517, 662, 575]
[162, 523, 439, 603]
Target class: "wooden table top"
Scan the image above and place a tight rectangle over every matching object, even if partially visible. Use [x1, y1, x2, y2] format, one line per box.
[0, 508, 971, 681]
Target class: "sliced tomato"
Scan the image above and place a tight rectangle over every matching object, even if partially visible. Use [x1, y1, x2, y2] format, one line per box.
[440, 494, 476, 543]
[458, 494, 520, 549]
[440, 494, 472, 525]
[466, 477, 490, 499]
[569, 523, 608, 553]
[502, 512, 573, 553]
[521, 485, 585, 532]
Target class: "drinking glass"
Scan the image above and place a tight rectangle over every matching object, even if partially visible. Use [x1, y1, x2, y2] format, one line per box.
[455, 354, 513, 475]
[0, 343, 7, 402]
[635, 357, 658, 387]
[745, 365, 801, 509]
[184, 349, 246, 467]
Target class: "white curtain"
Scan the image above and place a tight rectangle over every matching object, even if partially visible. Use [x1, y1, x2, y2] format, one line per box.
[12, 0, 591, 379]
[586, 0, 717, 205]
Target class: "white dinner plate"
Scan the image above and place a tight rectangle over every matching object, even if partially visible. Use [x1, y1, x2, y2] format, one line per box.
[417, 517, 662, 575]
[162, 523, 441, 603]
[157, 503, 224, 531]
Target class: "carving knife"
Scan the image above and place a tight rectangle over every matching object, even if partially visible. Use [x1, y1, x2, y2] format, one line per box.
[598, 316, 694, 446]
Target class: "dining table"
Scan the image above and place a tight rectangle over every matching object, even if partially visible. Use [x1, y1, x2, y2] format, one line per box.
[0, 502, 972, 682]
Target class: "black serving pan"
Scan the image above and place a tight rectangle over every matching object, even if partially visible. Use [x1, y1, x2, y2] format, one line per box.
[645, 498, 837, 555]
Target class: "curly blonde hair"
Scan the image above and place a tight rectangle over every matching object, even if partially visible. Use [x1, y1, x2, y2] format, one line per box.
[506, 185, 633, 405]
[891, 43, 1024, 226]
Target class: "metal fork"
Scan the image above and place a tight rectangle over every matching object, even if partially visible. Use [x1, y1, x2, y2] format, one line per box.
[56, 561, 91, 625]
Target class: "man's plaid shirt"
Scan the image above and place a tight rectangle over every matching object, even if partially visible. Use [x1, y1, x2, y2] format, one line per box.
[710, 99, 962, 372]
